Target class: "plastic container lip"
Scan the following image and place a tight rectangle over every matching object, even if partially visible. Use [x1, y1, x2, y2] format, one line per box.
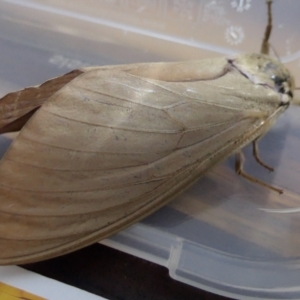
[1, 1, 300, 299]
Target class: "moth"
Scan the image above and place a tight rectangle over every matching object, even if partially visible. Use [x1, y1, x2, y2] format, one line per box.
[0, 0, 295, 264]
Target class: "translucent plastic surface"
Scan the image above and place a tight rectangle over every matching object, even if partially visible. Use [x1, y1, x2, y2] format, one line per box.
[1, 1, 300, 299]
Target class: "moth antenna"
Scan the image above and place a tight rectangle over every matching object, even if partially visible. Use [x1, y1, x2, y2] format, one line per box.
[260, 0, 273, 55]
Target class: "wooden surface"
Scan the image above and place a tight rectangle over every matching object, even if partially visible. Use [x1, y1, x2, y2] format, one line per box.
[22, 243, 232, 300]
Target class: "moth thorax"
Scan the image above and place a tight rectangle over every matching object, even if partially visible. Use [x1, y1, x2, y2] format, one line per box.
[229, 53, 294, 105]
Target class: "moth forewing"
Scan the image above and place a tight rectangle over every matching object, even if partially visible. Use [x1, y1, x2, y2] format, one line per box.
[0, 0, 295, 264]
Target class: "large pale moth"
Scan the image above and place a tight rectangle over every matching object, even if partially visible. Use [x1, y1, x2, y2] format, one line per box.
[0, 0, 296, 264]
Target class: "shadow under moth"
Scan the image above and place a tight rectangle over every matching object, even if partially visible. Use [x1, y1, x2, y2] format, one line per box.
[0, 0, 296, 264]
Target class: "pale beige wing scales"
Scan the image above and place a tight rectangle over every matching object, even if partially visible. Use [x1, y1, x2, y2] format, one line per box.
[0, 60, 279, 264]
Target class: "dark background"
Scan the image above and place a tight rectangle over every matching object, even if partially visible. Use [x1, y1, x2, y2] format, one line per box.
[22, 243, 233, 300]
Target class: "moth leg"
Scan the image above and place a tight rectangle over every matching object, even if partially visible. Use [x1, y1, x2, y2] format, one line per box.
[235, 151, 283, 194]
[260, 0, 272, 55]
[252, 140, 274, 172]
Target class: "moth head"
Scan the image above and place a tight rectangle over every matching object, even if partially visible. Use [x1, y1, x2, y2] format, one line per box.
[229, 53, 295, 105]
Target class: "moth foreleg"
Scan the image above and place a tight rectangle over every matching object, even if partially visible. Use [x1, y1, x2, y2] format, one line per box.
[235, 151, 283, 194]
[252, 140, 274, 172]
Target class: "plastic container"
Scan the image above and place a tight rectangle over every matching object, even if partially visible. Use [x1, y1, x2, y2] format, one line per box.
[1, 1, 300, 299]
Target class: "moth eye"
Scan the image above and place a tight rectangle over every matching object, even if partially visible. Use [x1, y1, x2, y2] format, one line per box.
[271, 75, 292, 99]
[271, 75, 284, 86]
